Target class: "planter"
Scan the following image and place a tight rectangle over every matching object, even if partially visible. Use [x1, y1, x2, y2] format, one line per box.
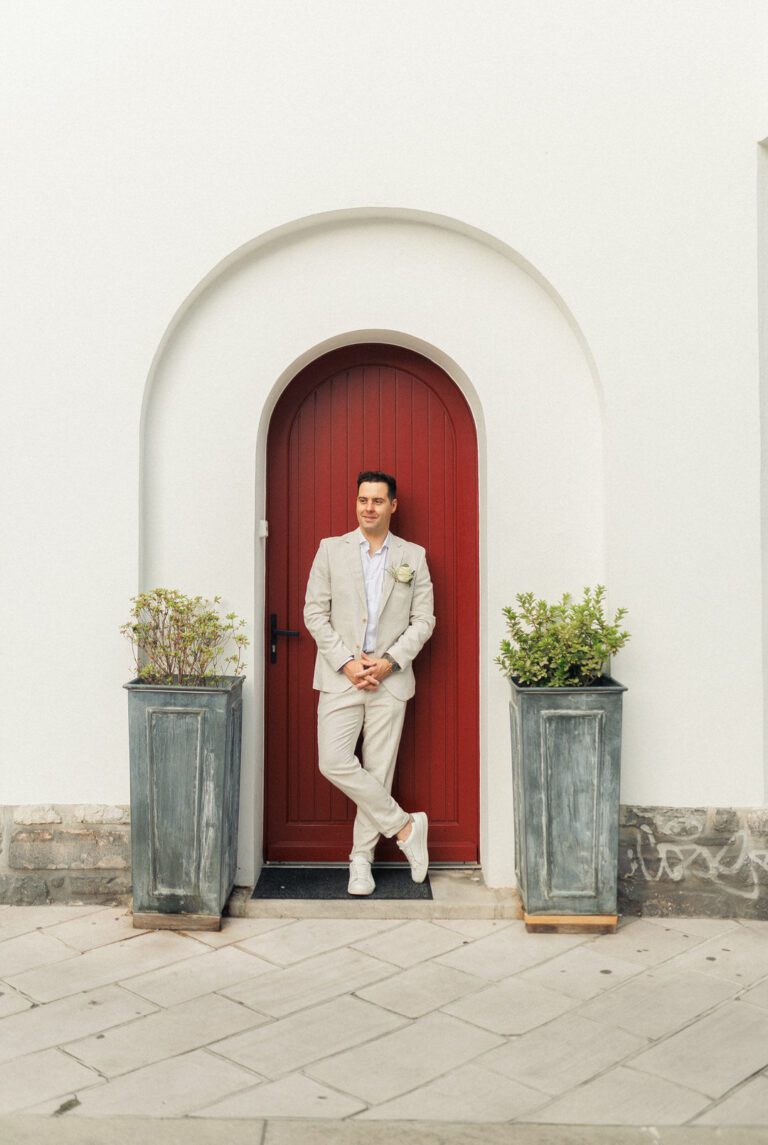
[125, 676, 244, 930]
[509, 676, 626, 933]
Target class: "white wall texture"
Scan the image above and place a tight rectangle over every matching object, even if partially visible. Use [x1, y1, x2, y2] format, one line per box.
[3, 1, 767, 886]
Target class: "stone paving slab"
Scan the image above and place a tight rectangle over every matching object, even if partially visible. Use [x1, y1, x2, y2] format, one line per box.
[350, 919, 467, 967]
[0, 1048, 103, 1115]
[193, 1074, 366, 1120]
[305, 1011, 504, 1103]
[5, 929, 205, 1001]
[0, 980, 33, 1018]
[740, 919, 768, 933]
[661, 927, 768, 986]
[441, 974, 579, 1034]
[354, 959, 486, 1018]
[44, 907, 142, 952]
[221, 946, 399, 1017]
[517, 943, 646, 999]
[740, 976, 768, 1009]
[0, 930, 78, 977]
[574, 967, 740, 1039]
[234, 917, 403, 966]
[0, 905, 104, 942]
[434, 923, 587, 980]
[696, 1076, 768, 1126]
[45, 1048, 259, 1118]
[431, 918, 513, 939]
[640, 916, 742, 937]
[67, 992, 269, 1077]
[0, 984, 157, 1063]
[123, 944, 275, 1007]
[479, 1013, 646, 1095]
[588, 918, 706, 965]
[627, 999, 768, 1098]
[181, 917, 295, 948]
[211, 994, 406, 1078]
[525, 1064, 710, 1125]
[354, 1060, 548, 1122]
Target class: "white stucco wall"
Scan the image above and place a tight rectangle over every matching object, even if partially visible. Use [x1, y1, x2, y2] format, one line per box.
[3, 2, 767, 886]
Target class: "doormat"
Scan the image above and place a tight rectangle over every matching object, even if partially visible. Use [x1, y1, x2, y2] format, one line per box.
[252, 866, 433, 900]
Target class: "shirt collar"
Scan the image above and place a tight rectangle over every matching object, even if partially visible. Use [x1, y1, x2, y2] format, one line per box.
[357, 529, 390, 554]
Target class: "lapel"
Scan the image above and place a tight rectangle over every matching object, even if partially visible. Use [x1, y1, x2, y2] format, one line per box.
[343, 531, 367, 610]
[378, 533, 405, 616]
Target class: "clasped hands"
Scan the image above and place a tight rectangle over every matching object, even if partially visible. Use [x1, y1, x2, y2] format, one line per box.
[342, 652, 392, 690]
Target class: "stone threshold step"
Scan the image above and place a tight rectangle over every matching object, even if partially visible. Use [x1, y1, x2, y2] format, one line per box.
[228, 868, 522, 920]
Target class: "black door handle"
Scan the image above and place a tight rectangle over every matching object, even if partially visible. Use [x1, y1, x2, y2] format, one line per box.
[270, 613, 300, 664]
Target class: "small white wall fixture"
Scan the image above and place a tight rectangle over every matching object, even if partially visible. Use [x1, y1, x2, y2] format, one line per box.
[140, 208, 604, 889]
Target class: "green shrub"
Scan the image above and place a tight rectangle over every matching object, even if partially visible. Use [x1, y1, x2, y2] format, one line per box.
[496, 585, 629, 687]
[121, 588, 248, 685]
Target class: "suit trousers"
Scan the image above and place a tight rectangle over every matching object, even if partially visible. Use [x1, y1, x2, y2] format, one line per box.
[317, 685, 411, 862]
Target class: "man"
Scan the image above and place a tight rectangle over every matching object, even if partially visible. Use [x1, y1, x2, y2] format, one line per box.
[304, 471, 436, 896]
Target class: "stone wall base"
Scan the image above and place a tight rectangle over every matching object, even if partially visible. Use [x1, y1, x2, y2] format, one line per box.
[2, 802, 767, 916]
[619, 806, 768, 919]
[0, 804, 131, 905]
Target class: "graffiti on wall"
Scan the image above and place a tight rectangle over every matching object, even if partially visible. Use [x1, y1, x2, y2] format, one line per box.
[625, 816, 768, 901]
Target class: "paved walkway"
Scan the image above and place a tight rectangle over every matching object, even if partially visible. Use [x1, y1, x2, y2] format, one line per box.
[0, 904, 767, 1141]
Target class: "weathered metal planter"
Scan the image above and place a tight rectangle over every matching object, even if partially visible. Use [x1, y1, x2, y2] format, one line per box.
[125, 676, 244, 931]
[509, 677, 626, 933]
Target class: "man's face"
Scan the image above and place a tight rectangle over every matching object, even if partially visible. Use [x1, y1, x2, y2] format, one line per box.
[356, 481, 397, 537]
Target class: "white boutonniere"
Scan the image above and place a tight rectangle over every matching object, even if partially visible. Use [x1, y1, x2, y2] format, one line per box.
[389, 562, 415, 585]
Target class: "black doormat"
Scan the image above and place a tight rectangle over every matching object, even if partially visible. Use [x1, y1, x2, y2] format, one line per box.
[252, 866, 433, 900]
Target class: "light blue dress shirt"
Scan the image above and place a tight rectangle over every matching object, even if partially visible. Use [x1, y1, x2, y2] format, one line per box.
[358, 529, 390, 653]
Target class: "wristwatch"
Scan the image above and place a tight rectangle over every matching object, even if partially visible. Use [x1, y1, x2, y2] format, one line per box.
[382, 653, 401, 673]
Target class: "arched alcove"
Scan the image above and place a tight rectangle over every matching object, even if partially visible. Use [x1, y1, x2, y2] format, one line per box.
[140, 209, 604, 888]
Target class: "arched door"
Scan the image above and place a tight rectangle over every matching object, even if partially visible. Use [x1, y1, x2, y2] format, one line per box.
[264, 344, 479, 862]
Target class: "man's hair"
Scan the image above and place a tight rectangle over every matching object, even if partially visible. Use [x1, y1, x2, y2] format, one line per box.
[357, 470, 397, 500]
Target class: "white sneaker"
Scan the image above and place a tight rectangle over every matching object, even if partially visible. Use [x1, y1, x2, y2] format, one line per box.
[348, 858, 375, 896]
[397, 812, 429, 883]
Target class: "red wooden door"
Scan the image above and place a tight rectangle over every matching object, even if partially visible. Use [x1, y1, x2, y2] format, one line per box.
[264, 344, 478, 862]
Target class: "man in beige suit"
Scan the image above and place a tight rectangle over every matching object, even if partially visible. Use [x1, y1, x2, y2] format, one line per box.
[304, 471, 436, 895]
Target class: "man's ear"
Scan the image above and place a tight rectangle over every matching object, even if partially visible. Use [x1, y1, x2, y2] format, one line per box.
[390, 498, 398, 514]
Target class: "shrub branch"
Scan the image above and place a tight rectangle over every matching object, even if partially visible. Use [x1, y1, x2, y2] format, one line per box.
[121, 588, 248, 686]
[496, 585, 629, 687]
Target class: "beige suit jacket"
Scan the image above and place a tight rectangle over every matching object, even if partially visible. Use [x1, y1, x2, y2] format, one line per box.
[303, 530, 435, 701]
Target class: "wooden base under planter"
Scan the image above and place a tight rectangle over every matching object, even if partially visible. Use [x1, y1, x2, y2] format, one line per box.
[523, 912, 618, 935]
[132, 912, 222, 932]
